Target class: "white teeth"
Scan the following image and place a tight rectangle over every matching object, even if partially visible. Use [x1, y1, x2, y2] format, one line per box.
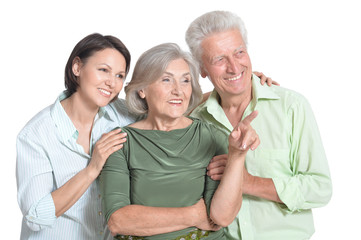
[98, 88, 111, 96]
[227, 73, 243, 81]
[169, 100, 182, 104]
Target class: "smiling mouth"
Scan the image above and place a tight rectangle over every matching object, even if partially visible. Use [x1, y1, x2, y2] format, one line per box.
[168, 100, 182, 104]
[98, 88, 111, 96]
[226, 72, 243, 81]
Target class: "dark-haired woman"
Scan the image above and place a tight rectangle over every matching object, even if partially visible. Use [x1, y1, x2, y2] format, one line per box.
[16, 33, 135, 239]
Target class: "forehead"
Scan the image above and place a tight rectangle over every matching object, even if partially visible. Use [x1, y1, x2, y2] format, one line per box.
[201, 29, 246, 57]
[164, 58, 190, 73]
[88, 48, 125, 64]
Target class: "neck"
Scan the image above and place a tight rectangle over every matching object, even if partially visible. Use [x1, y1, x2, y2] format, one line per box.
[61, 92, 99, 126]
[218, 88, 252, 128]
[140, 114, 191, 131]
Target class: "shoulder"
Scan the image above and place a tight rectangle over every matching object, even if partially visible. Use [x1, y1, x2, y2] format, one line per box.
[189, 102, 207, 119]
[189, 117, 227, 137]
[17, 104, 53, 140]
[106, 98, 138, 126]
[273, 85, 309, 102]
[269, 85, 312, 111]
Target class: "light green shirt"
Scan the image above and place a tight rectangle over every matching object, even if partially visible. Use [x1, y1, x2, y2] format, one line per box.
[191, 75, 332, 240]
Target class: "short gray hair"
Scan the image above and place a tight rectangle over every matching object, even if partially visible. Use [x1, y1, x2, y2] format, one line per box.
[125, 43, 202, 116]
[185, 10, 248, 67]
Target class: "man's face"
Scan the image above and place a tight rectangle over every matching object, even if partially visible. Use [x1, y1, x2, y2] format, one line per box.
[201, 29, 252, 98]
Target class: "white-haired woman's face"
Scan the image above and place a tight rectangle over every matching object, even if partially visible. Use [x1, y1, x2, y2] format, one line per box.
[138, 58, 192, 120]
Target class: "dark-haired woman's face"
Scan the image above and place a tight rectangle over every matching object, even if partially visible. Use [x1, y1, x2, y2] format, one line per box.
[73, 48, 126, 108]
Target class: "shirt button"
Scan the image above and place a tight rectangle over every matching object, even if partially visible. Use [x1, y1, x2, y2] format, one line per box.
[100, 231, 103, 235]
[98, 211, 102, 216]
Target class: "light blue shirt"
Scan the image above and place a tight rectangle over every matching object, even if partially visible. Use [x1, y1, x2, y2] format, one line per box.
[16, 92, 137, 239]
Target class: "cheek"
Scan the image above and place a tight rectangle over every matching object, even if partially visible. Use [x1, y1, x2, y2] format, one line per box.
[209, 66, 226, 78]
[185, 86, 193, 99]
[115, 81, 124, 92]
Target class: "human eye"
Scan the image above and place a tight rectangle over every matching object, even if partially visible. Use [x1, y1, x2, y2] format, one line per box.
[182, 77, 191, 84]
[235, 49, 246, 58]
[116, 73, 125, 80]
[212, 57, 225, 66]
[99, 68, 108, 73]
[162, 77, 171, 82]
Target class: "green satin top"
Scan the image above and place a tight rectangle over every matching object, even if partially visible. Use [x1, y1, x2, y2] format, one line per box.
[100, 118, 228, 240]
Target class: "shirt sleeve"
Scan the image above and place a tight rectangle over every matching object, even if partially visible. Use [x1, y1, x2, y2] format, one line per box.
[272, 97, 332, 213]
[100, 146, 130, 222]
[16, 132, 57, 231]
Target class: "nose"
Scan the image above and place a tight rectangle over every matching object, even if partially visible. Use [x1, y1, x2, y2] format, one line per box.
[105, 75, 116, 88]
[226, 57, 239, 74]
[171, 81, 181, 95]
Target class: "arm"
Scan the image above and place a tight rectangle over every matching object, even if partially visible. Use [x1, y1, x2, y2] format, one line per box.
[101, 144, 217, 237]
[52, 128, 126, 217]
[209, 111, 260, 227]
[16, 133, 57, 231]
[107, 199, 218, 236]
[16, 128, 127, 231]
[242, 168, 282, 203]
[270, 97, 332, 212]
[208, 157, 283, 203]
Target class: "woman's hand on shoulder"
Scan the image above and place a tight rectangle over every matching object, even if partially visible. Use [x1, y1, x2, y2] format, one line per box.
[87, 128, 127, 178]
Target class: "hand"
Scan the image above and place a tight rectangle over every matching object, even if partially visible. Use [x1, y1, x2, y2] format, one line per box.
[192, 198, 221, 231]
[88, 128, 127, 176]
[229, 111, 260, 155]
[253, 71, 280, 86]
[207, 154, 228, 180]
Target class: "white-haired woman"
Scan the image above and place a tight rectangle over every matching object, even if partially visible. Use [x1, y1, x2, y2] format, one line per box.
[100, 43, 260, 240]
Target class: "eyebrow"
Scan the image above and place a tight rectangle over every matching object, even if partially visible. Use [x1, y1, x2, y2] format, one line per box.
[163, 71, 191, 77]
[100, 63, 125, 74]
[234, 45, 245, 53]
[212, 45, 245, 59]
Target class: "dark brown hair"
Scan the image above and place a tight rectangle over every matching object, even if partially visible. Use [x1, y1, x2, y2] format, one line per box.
[64, 33, 131, 96]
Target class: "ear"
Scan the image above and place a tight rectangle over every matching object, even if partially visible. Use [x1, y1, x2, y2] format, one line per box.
[138, 89, 146, 99]
[200, 68, 208, 78]
[72, 57, 82, 77]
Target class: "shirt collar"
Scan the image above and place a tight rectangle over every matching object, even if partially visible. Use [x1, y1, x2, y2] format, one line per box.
[202, 74, 280, 129]
[50, 91, 110, 142]
[251, 74, 280, 102]
[50, 91, 77, 142]
[205, 73, 280, 107]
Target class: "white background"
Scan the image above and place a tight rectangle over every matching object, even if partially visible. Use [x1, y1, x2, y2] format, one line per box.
[1, 0, 360, 239]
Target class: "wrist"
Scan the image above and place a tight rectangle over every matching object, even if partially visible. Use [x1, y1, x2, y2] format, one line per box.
[227, 149, 246, 162]
[187, 205, 198, 227]
[85, 164, 100, 181]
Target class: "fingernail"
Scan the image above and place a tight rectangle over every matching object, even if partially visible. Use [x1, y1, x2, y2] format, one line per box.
[242, 144, 247, 150]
